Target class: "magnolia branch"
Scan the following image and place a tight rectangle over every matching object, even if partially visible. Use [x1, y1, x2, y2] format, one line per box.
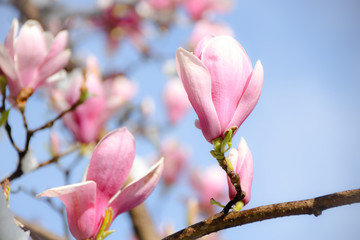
[162, 188, 360, 240]
[1, 144, 80, 184]
[0, 97, 84, 184]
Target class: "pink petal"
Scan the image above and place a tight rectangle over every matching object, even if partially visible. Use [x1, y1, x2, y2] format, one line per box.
[183, 0, 208, 20]
[65, 70, 82, 105]
[37, 49, 71, 87]
[15, 20, 47, 87]
[227, 60, 264, 130]
[200, 36, 253, 133]
[69, 71, 107, 143]
[109, 158, 164, 217]
[163, 78, 190, 124]
[236, 138, 253, 205]
[0, 44, 18, 96]
[43, 30, 68, 62]
[4, 19, 18, 61]
[37, 181, 98, 240]
[176, 47, 221, 142]
[227, 148, 238, 199]
[85, 128, 135, 208]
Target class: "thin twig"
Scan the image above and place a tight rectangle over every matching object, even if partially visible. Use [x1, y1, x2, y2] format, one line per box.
[36, 144, 80, 170]
[1, 144, 80, 184]
[162, 188, 360, 240]
[15, 216, 66, 240]
[30, 100, 83, 134]
[4, 122, 21, 153]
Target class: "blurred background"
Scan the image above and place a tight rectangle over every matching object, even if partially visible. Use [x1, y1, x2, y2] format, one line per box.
[0, 0, 359, 239]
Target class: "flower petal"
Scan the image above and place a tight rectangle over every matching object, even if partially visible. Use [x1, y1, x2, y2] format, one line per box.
[227, 60, 264, 130]
[4, 19, 18, 61]
[176, 47, 221, 142]
[0, 44, 18, 92]
[200, 36, 253, 132]
[236, 138, 254, 205]
[44, 30, 68, 62]
[37, 49, 71, 87]
[227, 148, 238, 199]
[15, 20, 47, 87]
[37, 181, 98, 240]
[85, 127, 135, 205]
[109, 158, 164, 217]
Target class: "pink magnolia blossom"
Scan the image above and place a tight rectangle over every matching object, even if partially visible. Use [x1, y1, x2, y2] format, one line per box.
[92, 3, 147, 52]
[49, 132, 61, 156]
[51, 57, 107, 144]
[103, 74, 137, 114]
[227, 137, 253, 205]
[0, 19, 70, 101]
[176, 36, 263, 142]
[189, 19, 234, 49]
[160, 138, 188, 185]
[191, 165, 227, 213]
[163, 78, 190, 124]
[38, 128, 164, 240]
[183, 0, 232, 20]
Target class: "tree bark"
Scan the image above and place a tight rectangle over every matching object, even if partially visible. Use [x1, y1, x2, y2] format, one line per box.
[162, 188, 360, 240]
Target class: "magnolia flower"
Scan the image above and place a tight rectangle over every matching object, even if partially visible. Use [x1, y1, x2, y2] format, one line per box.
[189, 19, 234, 50]
[103, 74, 137, 114]
[92, 3, 146, 52]
[183, 0, 232, 20]
[52, 56, 135, 144]
[38, 127, 164, 240]
[176, 36, 263, 142]
[49, 131, 61, 156]
[227, 138, 253, 206]
[0, 19, 70, 104]
[163, 78, 190, 124]
[160, 138, 188, 185]
[51, 57, 107, 144]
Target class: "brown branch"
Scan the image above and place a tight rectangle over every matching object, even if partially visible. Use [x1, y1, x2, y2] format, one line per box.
[4, 122, 21, 153]
[36, 144, 80, 170]
[1, 144, 80, 184]
[10, 0, 40, 21]
[162, 188, 360, 240]
[30, 99, 83, 133]
[14, 216, 66, 240]
[128, 204, 160, 240]
[0, 97, 84, 185]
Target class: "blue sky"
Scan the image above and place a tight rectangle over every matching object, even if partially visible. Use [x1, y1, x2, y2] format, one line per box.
[1, 0, 360, 239]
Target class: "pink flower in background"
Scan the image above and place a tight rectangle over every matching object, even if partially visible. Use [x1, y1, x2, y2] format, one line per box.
[93, 3, 147, 52]
[183, 0, 232, 20]
[189, 19, 234, 50]
[160, 138, 188, 186]
[0, 19, 70, 102]
[176, 36, 263, 142]
[38, 128, 164, 240]
[103, 74, 137, 114]
[49, 132, 61, 156]
[51, 56, 107, 144]
[163, 78, 190, 124]
[227, 138, 253, 206]
[191, 165, 227, 213]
